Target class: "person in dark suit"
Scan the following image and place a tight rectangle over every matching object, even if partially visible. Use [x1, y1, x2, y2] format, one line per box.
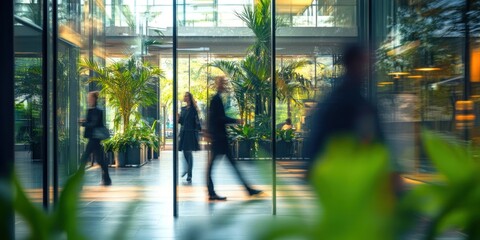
[304, 44, 403, 194]
[80, 91, 112, 186]
[206, 76, 262, 201]
[178, 92, 201, 183]
[305, 45, 384, 165]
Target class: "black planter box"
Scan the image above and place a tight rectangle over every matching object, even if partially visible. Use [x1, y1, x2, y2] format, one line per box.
[236, 140, 253, 159]
[115, 151, 127, 167]
[106, 151, 115, 166]
[113, 144, 148, 167]
[127, 146, 142, 165]
[257, 140, 271, 158]
[31, 142, 42, 160]
[277, 140, 293, 158]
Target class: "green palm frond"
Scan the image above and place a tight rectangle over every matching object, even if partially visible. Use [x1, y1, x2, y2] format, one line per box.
[79, 56, 164, 132]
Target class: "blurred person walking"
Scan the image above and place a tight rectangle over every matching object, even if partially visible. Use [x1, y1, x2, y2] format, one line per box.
[305, 44, 384, 168]
[80, 91, 112, 186]
[178, 92, 201, 183]
[206, 76, 262, 201]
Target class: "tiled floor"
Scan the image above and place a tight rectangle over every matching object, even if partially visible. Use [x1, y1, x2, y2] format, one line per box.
[14, 150, 466, 239]
[15, 150, 318, 239]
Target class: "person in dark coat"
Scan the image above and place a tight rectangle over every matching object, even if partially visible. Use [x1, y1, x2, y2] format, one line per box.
[178, 92, 201, 183]
[305, 44, 385, 171]
[304, 44, 404, 194]
[80, 91, 112, 186]
[206, 76, 262, 201]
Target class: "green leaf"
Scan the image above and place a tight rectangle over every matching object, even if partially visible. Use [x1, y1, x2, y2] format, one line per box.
[310, 135, 395, 240]
[13, 174, 50, 240]
[422, 130, 475, 184]
[52, 163, 87, 240]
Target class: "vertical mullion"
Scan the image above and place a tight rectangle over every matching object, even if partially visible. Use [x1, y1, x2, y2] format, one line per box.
[42, 0, 50, 210]
[0, 0, 15, 237]
[271, 0, 277, 216]
[173, 0, 179, 218]
[463, 0, 472, 141]
[52, 0, 59, 205]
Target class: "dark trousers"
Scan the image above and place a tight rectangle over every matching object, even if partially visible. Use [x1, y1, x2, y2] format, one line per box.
[183, 151, 193, 178]
[81, 138, 111, 182]
[207, 148, 251, 196]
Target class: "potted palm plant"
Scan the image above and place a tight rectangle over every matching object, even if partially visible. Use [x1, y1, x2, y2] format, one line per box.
[229, 124, 257, 160]
[210, 0, 311, 157]
[80, 56, 164, 167]
[276, 128, 295, 158]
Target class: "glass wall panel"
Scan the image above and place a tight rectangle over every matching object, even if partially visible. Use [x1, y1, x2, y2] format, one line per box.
[177, 0, 273, 217]
[373, 0, 466, 178]
[275, 0, 357, 215]
[14, 0, 45, 206]
[14, 0, 46, 237]
[56, 0, 84, 187]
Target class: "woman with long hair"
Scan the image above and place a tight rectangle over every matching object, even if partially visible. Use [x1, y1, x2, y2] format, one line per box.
[80, 91, 112, 186]
[178, 92, 201, 183]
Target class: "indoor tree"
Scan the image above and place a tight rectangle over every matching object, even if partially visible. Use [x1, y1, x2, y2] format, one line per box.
[211, 0, 310, 117]
[277, 60, 313, 118]
[80, 56, 164, 133]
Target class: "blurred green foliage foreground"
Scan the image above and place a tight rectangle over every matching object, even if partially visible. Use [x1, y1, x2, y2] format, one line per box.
[255, 131, 480, 240]
[9, 131, 480, 239]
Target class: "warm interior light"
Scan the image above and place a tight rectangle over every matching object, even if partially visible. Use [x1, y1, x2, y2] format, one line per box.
[407, 75, 423, 79]
[59, 26, 82, 47]
[415, 67, 441, 71]
[388, 72, 410, 76]
[259, 0, 313, 14]
[471, 49, 480, 82]
[378, 81, 394, 85]
[386, 41, 420, 56]
[456, 100, 474, 111]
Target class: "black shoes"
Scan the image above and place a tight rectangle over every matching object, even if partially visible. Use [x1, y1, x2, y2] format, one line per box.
[208, 195, 227, 201]
[248, 188, 262, 196]
[186, 177, 192, 183]
[208, 189, 261, 201]
[100, 179, 112, 186]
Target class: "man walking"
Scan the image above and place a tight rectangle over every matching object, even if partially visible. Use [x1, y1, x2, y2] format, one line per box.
[206, 76, 262, 201]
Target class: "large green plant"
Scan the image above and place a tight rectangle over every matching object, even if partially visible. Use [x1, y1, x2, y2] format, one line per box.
[80, 56, 164, 133]
[211, 0, 311, 122]
[103, 121, 159, 153]
[276, 128, 295, 142]
[210, 55, 270, 122]
[277, 60, 313, 117]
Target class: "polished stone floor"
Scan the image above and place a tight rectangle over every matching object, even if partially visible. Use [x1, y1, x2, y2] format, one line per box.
[14, 150, 467, 239]
[15, 150, 319, 239]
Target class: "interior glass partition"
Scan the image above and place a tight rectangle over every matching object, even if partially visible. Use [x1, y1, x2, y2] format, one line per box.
[372, 0, 467, 178]
[14, 0, 46, 207]
[176, 0, 273, 217]
[274, 0, 358, 216]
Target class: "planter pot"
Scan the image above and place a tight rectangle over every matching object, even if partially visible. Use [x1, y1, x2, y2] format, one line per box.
[31, 142, 42, 160]
[115, 151, 127, 167]
[257, 140, 272, 158]
[147, 147, 152, 160]
[277, 140, 293, 158]
[106, 151, 115, 166]
[127, 146, 142, 166]
[236, 140, 253, 159]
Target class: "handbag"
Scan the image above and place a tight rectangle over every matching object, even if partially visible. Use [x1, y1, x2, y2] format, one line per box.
[195, 114, 202, 131]
[92, 127, 110, 140]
